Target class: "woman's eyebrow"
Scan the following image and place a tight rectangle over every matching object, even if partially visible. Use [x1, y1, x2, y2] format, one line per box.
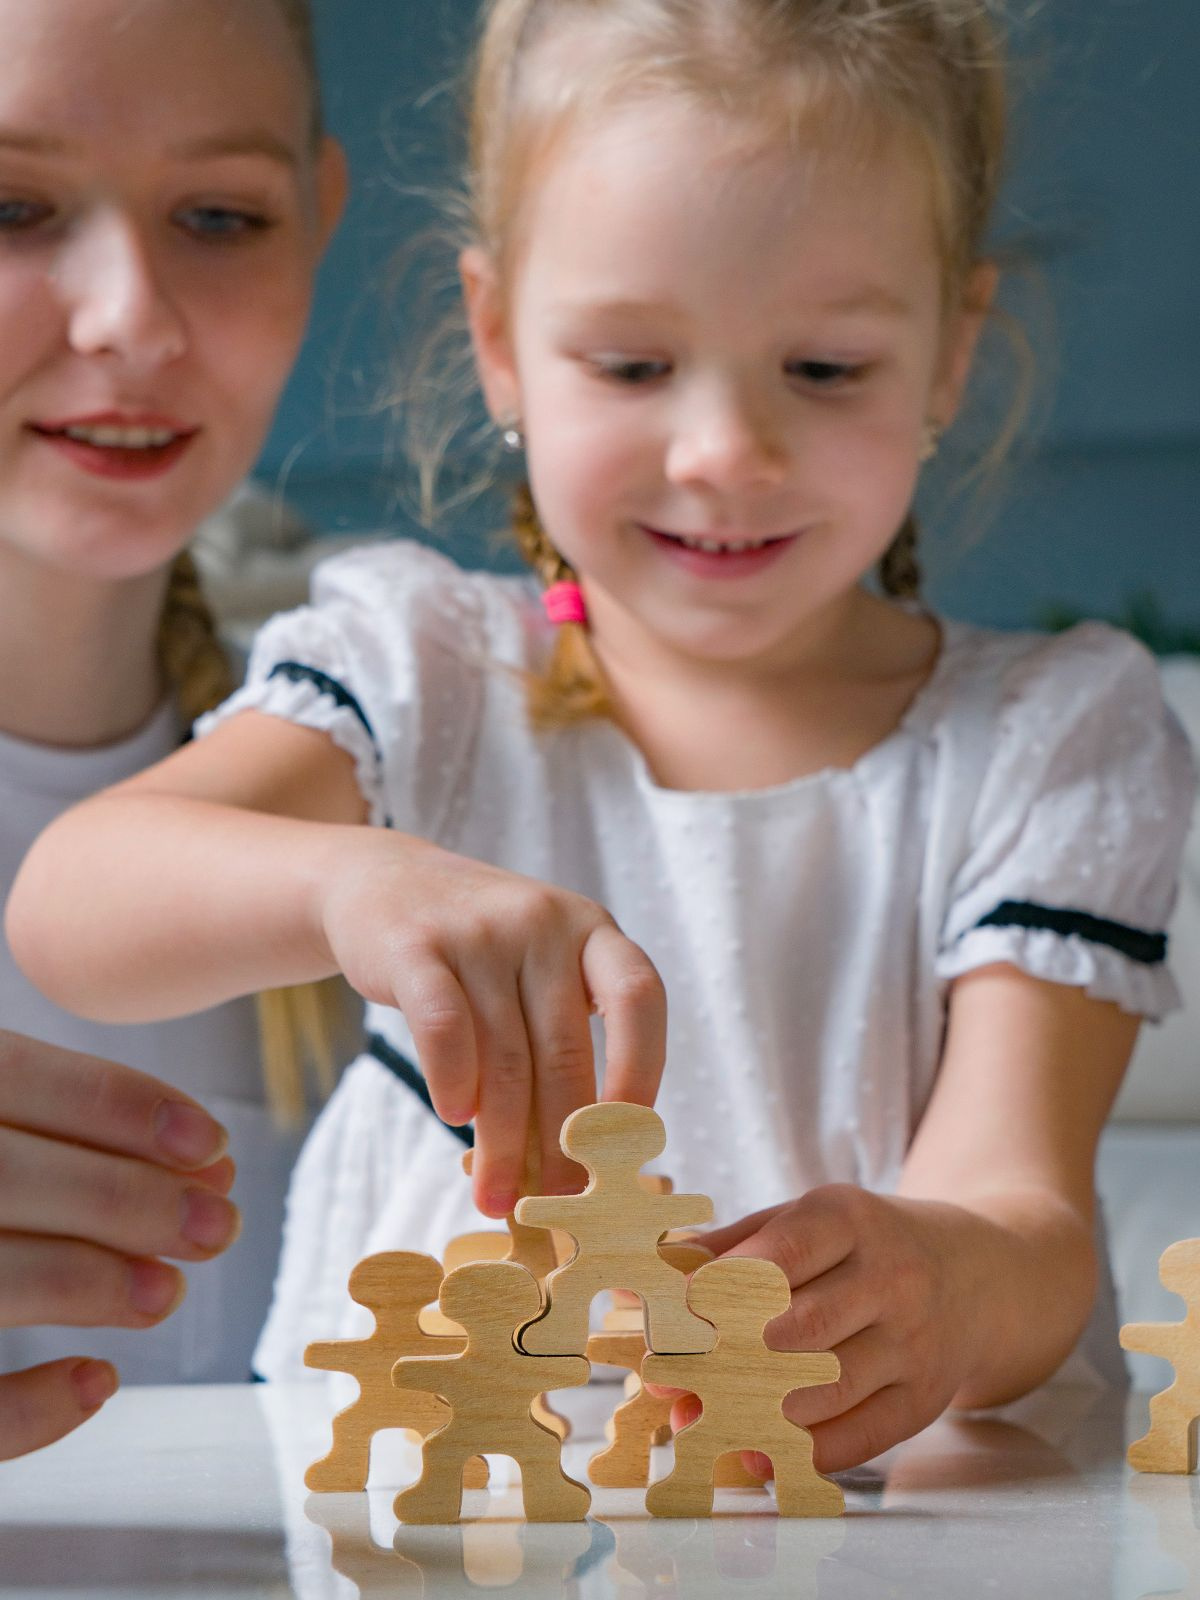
[0, 126, 298, 169]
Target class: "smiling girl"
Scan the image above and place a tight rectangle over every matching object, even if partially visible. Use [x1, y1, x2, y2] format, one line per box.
[0, 0, 343, 1450]
[11, 0, 1194, 1473]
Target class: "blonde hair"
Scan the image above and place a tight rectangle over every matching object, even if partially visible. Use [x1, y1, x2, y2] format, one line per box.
[427, 0, 1016, 726]
[157, 553, 342, 1124]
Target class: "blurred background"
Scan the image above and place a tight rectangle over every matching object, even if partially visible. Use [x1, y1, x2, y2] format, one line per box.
[245, 0, 1197, 641]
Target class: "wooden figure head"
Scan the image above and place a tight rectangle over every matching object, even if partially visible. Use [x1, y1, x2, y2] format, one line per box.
[439, 1259, 543, 1336]
[1159, 1239, 1200, 1298]
[560, 1102, 666, 1173]
[685, 1257, 791, 1332]
[346, 1252, 444, 1314]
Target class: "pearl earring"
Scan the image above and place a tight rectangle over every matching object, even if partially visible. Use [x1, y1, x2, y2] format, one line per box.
[501, 422, 525, 454]
[920, 421, 944, 463]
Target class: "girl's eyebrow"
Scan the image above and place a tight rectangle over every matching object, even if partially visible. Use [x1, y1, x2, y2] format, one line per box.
[0, 126, 298, 169]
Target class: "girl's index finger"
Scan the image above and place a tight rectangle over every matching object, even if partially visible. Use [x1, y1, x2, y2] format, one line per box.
[580, 924, 667, 1106]
[0, 1031, 228, 1173]
[709, 1192, 857, 1289]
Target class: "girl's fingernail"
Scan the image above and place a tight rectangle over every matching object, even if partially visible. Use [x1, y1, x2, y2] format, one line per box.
[485, 1190, 518, 1217]
[181, 1188, 241, 1252]
[155, 1101, 227, 1168]
[128, 1259, 184, 1319]
[71, 1359, 118, 1413]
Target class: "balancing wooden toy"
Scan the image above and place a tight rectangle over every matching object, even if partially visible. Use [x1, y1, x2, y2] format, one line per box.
[1120, 1238, 1200, 1473]
[515, 1103, 716, 1356]
[642, 1257, 843, 1517]
[310, 1102, 842, 1523]
[392, 1260, 592, 1523]
[303, 1252, 487, 1491]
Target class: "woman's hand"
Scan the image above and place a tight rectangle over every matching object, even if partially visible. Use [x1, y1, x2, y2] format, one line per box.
[657, 1186, 988, 1475]
[0, 1031, 240, 1461]
[319, 835, 667, 1217]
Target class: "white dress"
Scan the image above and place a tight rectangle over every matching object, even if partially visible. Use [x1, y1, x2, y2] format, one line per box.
[197, 541, 1195, 1386]
[0, 703, 307, 1383]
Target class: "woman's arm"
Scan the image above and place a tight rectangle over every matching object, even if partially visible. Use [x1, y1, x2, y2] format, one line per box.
[6, 711, 667, 1212]
[695, 965, 1138, 1471]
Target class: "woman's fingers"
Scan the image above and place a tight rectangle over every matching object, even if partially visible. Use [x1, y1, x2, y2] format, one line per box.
[0, 1233, 185, 1329]
[0, 1030, 228, 1172]
[0, 1124, 240, 1262]
[581, 922, 667, 1107]
[0, 1358, 119, 1463]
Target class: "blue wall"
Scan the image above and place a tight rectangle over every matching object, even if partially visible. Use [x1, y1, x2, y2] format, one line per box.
[259, 1, 1199, 640]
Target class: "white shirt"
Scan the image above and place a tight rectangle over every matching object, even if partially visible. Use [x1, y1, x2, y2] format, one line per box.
[199, 541, 1195, 1386]
[0, 701, 304, 1382]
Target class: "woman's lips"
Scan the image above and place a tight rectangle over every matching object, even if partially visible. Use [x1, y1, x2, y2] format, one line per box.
[641, 523, 799, 579]
[26, 418, 199, 482]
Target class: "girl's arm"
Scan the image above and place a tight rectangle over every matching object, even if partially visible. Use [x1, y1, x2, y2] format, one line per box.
[6, 712, 667, 1212]
[695, 965, 1137, 1472]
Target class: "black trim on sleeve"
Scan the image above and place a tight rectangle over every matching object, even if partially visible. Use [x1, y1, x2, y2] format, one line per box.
[267, 661, 379, 752]
[973, 900, 1168, 966]
[366, 1032, 475, 1148]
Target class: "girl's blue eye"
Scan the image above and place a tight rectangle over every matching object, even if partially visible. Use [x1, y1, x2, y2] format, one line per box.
[787, 360, 861, 387]
[591, 357, 671, 385]
[0, 198, 52, 232]
[175, 206, 271, 240]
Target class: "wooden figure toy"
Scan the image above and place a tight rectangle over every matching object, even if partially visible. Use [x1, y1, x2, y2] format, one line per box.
[392, 1260, 592, 1524]
[585, 1329, 672, 1487]
[304, 1251, 487, 1492]
[515, 1103, 716, 1357]
[642, 1257, 844, 1518]
[1121, 1238, 1200, 1473]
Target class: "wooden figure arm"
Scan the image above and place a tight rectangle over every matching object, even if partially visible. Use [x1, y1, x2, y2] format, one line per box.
[640, 1353, 694, 1391]
[781, 1352, 841, 1389]
[304, 1341, 357, 1372]
[391, 1354, 459, 1396]
[1119, 1322, 1173, 1358]
[525, 1356, 592, 1393]
[660, 1195, 714, 1230]
[513, 1194, 572, 1229]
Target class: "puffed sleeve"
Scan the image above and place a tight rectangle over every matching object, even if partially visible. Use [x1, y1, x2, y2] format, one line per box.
[936, 623, 1196, 1019]
[194, 541, 515, 835]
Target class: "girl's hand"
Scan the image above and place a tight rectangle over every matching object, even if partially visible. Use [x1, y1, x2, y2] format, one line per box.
[318, 835, 667, 1217]
[0, 1031, 240, 1461]
[659, 1186, 985, 1474]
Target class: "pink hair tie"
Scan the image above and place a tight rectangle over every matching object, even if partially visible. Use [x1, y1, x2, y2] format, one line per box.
[542, 580, 588, 627]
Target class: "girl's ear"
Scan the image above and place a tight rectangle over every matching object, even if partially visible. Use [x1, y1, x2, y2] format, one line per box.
[932, 260, 1000, 427]
[314, 137, 349, 250]
[460, 246, 521, 425]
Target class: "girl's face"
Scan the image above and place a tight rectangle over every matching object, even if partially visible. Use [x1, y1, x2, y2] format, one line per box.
[0, 0, 344, 582]
[466, 97, 992, 674]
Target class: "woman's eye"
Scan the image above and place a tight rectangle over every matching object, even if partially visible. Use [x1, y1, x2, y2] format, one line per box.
[174, 206, 272, 241]
[0, 198, 52, 233]
[590, 356, 671, 385]
[786, 359, 863, 387]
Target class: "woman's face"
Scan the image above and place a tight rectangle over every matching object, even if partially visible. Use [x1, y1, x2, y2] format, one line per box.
[0, 0, 344, 582]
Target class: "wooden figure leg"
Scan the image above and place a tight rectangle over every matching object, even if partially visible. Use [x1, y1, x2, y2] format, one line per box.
[588, 1380, 672, 1488]
[645, 1422, 720, 1519]
[760, 1423, 844, 1518]
[640, 1262, 715, 1355]
[514, 1422, 592, 1523]
[394, 1427, 474, 1525]
[712, 1450, 767, 1489]
[532, 1392, 572, 1442]
[305, 1405, 372, 1491]
[1128, 1391, 1199, 1475]
[520, 1264, 600, 1355]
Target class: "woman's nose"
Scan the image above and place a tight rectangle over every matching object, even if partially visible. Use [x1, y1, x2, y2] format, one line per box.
[664, 384, 790, 491]
[55, 212, 187, 371]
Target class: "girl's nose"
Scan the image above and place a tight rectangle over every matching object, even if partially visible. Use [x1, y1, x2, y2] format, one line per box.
[56, 212, 187, 370]
[664, 384, 790, 492]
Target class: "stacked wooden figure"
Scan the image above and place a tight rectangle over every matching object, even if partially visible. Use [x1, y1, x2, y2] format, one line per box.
[1120, 1238, 1200, 1475]
[305, 1101, 844, 1522]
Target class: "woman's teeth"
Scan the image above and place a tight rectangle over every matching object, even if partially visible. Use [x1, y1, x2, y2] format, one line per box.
[60, 425, 179, 449]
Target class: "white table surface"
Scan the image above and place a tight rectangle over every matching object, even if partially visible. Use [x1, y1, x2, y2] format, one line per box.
[0, 1381, 1195, 1599]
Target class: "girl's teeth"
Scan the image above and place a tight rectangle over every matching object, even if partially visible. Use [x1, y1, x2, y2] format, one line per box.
[62, 425, 178, 449]
[676, 534, 770, 553]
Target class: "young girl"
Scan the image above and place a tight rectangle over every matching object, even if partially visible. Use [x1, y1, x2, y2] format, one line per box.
[0, 0, 344, 1443]
[11, 0, 1193, 1472]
